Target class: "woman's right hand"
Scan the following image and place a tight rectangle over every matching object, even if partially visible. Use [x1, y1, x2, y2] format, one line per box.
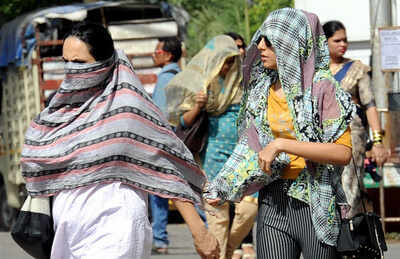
[205, 198, 221, 207]
[181, 91, 208, 127]
[194, 91, 208, 111]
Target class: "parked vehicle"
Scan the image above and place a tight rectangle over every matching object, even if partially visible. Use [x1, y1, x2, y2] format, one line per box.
[0, 1, 187, 230]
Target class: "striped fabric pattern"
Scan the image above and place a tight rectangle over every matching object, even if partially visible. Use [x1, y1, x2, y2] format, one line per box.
[21, 50, 206, 205]
[257, 180, 338, 259]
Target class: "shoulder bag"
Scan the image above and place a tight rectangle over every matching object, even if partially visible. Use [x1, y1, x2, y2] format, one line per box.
[336, 157, 387, 259]
[175, 110, 208, 154]
[11, 196, 54, 259]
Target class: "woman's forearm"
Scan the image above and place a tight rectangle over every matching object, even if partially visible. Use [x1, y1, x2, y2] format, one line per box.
[182, 106, 202, 127]
[275, 138, 352, 165]
[173, 200, 206, 237]
[172, 199, 220, 259]
[366, 106, 382, 132]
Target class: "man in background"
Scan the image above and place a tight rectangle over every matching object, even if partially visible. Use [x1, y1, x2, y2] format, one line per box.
[150, 37, 182, 255]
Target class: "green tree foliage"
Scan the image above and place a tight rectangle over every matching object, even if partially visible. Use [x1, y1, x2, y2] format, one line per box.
[248, 0, 293, 35]
[184, 0, 249, 57]
[167, 0, 293, 57]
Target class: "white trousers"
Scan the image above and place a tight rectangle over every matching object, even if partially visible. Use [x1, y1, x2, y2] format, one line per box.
[51, 182, 152, 259]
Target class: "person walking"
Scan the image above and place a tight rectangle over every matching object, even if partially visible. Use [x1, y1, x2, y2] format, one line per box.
[206, 8, 355, 259]
[225, 31, 256, 259]
[150, 36, 182, 255]
[20, 22, 219, 259]
[323, 20, 388, 217]
[165, 35, 258, 259]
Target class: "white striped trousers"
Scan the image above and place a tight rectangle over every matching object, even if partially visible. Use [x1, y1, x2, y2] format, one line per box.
[256, 179, 338, 259]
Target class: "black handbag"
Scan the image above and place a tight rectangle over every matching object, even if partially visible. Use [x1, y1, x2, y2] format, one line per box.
[11, 196, 54, 259]
[175, 111, 208, 153]
[337, 158, 387, 259]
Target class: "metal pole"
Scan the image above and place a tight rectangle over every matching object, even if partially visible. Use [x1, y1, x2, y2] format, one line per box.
[370, 0, 392, 233]
[370, 0, 392, 110]
[379, 167, 386, 233]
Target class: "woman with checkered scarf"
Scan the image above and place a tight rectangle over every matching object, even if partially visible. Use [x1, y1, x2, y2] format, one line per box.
[205, 8, 355, 259]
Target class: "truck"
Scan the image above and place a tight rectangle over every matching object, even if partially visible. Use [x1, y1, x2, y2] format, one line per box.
[0, 1, 187, 230]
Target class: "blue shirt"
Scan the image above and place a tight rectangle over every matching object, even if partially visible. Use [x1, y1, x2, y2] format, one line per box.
[152, 63, 180, 118]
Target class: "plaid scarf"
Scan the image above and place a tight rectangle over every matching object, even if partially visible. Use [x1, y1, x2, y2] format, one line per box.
[206, 8, 355, 246]
[21, 50, 206, 205]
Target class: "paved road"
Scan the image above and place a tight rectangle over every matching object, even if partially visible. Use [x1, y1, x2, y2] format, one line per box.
[1, 224, 400, 258]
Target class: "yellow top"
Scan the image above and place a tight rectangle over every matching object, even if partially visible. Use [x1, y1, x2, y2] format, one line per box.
[268, 87, 352, 179]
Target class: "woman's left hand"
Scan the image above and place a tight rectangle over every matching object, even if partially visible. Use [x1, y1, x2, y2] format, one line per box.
[258, 139, 281, 175]
[193, 228, 220, 259]
[371, 144, 388, 167]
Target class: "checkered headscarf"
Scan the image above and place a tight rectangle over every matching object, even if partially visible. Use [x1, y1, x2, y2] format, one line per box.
[207, 8, 356, 246]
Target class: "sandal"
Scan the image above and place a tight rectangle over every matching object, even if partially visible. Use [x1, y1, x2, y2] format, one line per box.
[232, 249, 243, 259]
[242, 243, 256, 259]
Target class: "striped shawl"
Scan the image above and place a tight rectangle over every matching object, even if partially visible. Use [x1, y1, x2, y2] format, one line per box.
[21, 50, 206, 205]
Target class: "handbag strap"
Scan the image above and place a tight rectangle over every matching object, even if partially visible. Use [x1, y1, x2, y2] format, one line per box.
[351, 157, 386, 258]
[351, 155, 368, 213]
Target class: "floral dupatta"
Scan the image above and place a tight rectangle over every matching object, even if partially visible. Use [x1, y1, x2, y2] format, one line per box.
[205, 8, 355, 246]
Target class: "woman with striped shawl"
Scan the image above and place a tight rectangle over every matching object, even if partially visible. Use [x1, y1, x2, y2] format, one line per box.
[21, 22, 219, 259]
[206, 8, 355, 259]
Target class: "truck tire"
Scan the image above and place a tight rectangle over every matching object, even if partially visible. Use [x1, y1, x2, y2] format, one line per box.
[0, 185, 18, 231]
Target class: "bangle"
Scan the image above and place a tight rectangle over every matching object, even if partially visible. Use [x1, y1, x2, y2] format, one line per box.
[372, 130, 384, 144]
[372, 130, 384, 136]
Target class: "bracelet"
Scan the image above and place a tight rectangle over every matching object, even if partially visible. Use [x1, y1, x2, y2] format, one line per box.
[372, 130, 383, 144]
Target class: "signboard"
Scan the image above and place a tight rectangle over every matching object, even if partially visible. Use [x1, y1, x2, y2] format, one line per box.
[383, 164, 400, 187]
[379, 27, 400, 72]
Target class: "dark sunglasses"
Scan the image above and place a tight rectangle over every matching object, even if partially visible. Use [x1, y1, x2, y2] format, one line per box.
[256, 36, 272, 47]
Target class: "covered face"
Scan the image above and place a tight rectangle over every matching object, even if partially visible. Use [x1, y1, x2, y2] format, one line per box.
[243, 8, 331, 91]
[164, 35, 242, 127]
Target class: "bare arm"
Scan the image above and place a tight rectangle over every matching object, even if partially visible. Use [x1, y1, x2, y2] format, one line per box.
[366, 106, 382, 132]
[365, 106, 387, 166]
[182, 106, 203, 126]
[172, 200, 219, 259]
[181, 91, 208, 127]
[258, 138, 352, 174]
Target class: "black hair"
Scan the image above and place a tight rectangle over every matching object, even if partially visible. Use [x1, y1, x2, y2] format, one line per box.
[64, 22, 115, 61]
[159, 37, 182, 62]
[45, 91, 57, 108]
[224, 32, 247, 49]
[322, 20, 346, 39]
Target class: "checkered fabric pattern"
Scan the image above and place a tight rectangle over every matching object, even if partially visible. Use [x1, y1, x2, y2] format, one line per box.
[205, 8, 356, 246]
